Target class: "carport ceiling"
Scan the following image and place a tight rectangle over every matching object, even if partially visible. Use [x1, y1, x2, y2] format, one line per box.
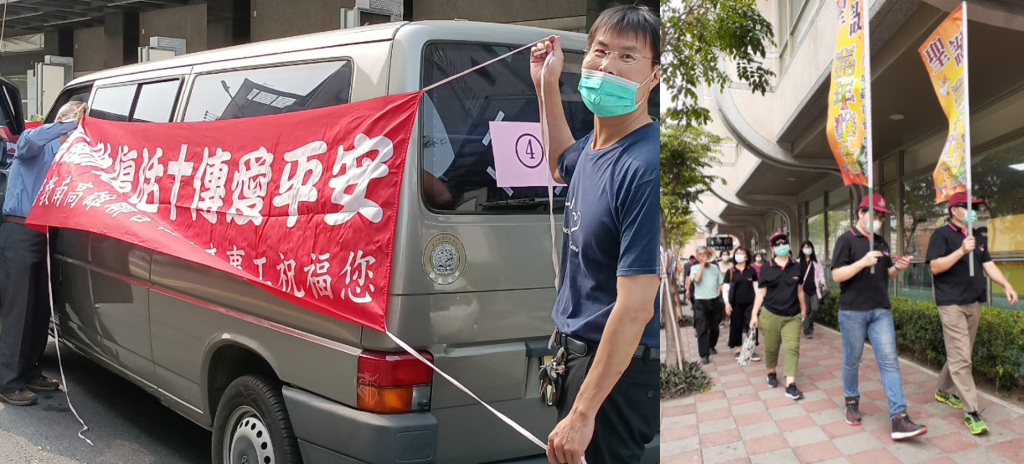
[0, 0, 208, 36]
[735, 162, 827, 196]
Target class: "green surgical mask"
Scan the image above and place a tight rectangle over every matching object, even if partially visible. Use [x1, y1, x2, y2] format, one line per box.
[578, 68, 656, 117]
[774, 245, 790, 257]
[957, 208, 978, 225]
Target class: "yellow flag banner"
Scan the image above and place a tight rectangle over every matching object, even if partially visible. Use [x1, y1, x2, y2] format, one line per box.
[827, 0, 869, 186]
[919, 4, 968, 204]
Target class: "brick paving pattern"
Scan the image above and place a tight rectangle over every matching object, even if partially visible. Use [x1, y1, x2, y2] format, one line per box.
[661, 304, 1024, 464]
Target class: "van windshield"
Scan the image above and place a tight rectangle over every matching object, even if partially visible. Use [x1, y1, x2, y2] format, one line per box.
[420, 42, 593, 214]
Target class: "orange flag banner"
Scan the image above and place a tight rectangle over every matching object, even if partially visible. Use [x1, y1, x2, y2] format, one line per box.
[827, 0, 870, 186]
[919, 4, 969, 203]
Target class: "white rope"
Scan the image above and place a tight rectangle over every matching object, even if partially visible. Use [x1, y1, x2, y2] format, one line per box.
[386, 331, 546, 450]
[540, 51, 560, 290]
[422, 39, 545, 93]
[45, 229, 94, 446]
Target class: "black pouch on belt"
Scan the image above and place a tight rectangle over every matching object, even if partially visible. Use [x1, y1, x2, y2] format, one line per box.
[539, 346, 567, 407]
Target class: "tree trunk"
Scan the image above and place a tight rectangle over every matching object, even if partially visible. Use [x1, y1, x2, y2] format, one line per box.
[661, 207, 685, 368]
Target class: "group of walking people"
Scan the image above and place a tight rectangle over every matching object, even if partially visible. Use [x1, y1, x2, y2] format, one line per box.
[682, 193, 1018, 440]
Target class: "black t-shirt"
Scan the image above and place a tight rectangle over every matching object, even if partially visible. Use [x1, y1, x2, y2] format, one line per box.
[727, 265, 758, 305]
[925, 222, 993, 306]
[758, 257, 802, 317]
[800, 260, 817, 295]
[831, 228, 893, 311]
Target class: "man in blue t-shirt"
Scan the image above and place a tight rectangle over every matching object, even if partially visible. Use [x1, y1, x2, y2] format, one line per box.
[531, 5, 660, 464]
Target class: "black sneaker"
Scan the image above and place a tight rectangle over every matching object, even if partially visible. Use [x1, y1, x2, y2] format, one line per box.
[845, 397, 862, 425]
[891, 411, 927, 440]
[734, 352, 741, 359]
[750, 353, 761, 362]
[710, 347, 718, 355]
[701, 356, 710, 365]
[785, 383, 803, 400]
[767, 372, 779, 388]
[0, 388, 38, 406]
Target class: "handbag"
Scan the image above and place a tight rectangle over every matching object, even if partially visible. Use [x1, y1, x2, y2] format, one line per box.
[737, 329, 758, 366]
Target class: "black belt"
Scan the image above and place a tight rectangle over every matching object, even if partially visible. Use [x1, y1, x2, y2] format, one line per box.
[3, 215, 25, 224]
[554, 331, 658, 360]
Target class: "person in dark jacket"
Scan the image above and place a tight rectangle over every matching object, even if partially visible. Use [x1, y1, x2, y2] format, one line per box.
[797, 241, 827, 339]
[725, 247, 760, 361]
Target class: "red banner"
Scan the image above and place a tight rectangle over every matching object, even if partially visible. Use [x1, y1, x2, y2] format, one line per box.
[26, 91, 423, 333]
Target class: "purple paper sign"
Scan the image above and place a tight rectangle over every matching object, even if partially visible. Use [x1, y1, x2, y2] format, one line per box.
[489, 121, 567, 187]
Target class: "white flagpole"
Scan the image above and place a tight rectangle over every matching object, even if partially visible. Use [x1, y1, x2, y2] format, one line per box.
[963, 1, 974, 277]
[863, 0, 876, 273]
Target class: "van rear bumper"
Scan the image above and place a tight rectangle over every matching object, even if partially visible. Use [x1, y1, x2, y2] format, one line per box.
[282, 386, 660, 464]
[282, 386, 438, 464]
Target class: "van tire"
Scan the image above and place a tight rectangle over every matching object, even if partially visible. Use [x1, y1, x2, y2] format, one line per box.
[212, 375, 302, 464]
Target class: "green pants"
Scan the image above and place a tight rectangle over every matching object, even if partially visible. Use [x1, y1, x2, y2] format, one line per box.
[759, 310, 801, 377]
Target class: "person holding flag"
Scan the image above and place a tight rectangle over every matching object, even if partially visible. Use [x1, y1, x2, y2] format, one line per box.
[530, 4, 661, 463]
[927, 192, 1017, 435]
[831, 195, 926, 439]
[0, 101, 86, 406]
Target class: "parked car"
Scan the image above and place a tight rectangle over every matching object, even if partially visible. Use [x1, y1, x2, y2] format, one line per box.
[0, 21, 659, 464]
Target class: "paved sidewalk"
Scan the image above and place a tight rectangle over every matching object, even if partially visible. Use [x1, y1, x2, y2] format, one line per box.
[661, 310, 1024, 464]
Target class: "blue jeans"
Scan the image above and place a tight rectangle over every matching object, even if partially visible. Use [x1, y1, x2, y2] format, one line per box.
[839, 309, 906, 417]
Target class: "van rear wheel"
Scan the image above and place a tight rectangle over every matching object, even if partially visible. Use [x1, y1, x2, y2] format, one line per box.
[212, 375, 302, 464]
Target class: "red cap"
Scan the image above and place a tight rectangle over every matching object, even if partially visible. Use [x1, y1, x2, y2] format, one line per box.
[947, 191, 986, 207]
[859, 194, 892, 215]
[768, 232, 788, 244]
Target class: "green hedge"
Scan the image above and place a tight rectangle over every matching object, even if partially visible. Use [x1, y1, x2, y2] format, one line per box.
[817, 289, 1024, 390]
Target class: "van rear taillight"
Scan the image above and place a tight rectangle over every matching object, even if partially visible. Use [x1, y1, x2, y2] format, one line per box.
[357, 351, 433, 414]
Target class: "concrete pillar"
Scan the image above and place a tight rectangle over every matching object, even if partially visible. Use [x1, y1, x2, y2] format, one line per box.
[44, 29, 74, 57]
[104, 11, 140, 69]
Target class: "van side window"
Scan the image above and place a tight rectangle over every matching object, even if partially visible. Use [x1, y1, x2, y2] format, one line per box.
[183, 60, 353, 122]
[420, 43, 593, 214]
[131, 80, 180, 123]
[90, 85, 137, 122]
[43, 85, 92, 124]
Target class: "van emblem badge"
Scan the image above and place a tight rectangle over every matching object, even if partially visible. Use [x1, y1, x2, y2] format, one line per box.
[424, 233, 467, 285]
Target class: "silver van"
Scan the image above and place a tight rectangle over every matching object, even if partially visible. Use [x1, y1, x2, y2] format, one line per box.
[0, 21, 659, 464]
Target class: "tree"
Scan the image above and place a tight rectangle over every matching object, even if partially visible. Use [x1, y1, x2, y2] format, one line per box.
[660, 125, 725, 368]
[662, 196, 699, 246]
[659, 0, 777, 368]
[661, 0, 776, 127]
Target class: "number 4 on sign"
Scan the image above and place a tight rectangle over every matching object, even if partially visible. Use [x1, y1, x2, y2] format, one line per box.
[487, 121, 566, 188]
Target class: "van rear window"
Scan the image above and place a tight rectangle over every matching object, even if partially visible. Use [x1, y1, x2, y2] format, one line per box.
[420, 43, 594, 214]
[183, 60, 353, 122]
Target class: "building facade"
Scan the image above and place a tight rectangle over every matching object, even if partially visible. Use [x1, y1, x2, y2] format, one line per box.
[693, 0, 1024, 310]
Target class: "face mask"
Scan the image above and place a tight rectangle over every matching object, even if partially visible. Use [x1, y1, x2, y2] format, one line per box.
[578, 68, 657, 117]
[956, 208, 978, 225]
[774, 245, 790, 257]
[735, 255, 746, 263]
[803, 248, 812, 256]
[755, 257, 763, 263]
[863, 215, 882, 234]
[721, 255, 731, 262]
